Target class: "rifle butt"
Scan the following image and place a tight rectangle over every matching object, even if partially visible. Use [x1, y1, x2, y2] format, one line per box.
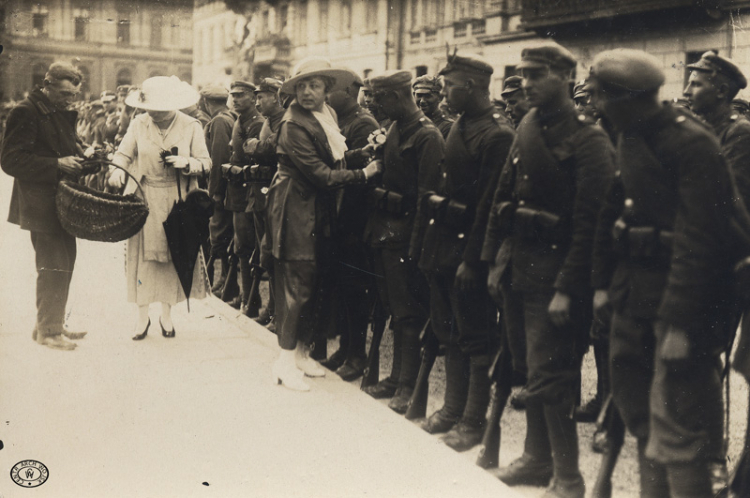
[476, 383, 511, 469]
[221, 260, 240, 302]
[405, 349, 437, 420]
[361, 315, 387, 389]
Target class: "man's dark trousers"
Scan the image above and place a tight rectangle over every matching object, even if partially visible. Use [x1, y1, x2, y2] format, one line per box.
[31, 230, 76, 339]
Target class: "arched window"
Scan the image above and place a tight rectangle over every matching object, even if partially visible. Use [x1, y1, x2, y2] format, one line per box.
[116, 68, 132, 87]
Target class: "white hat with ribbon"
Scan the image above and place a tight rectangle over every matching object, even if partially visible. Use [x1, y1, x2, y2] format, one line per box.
[125, 75, 200, 111]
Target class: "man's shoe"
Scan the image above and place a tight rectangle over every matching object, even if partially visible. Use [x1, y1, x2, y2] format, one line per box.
[362, 378, 397, 399]
[441, 420, 484, 452]
[422, 408, 460, 434]
[542, 476, 585, 498]
[336, 357, 366, 381]
[62, 329, 87, 340]
[575, 397, 602, 424]
[37, 334, 76, 351]
[591, 428, 610, 454]
[228, 295, 242, 310]
[255, 308, 273, 326]
[497, 454, 553, 487]
[321, 348, 347, 371]
[243, 302, 260, 318]
[388, 386, 413, 414]
[510, 386, 529, 410]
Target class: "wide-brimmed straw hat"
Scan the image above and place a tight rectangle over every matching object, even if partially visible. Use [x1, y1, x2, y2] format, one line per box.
[125, 76, 200, 111]
[280, 56, 356, 95]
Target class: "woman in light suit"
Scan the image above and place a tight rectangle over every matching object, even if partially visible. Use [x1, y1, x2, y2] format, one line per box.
[109, 76, 212, 340]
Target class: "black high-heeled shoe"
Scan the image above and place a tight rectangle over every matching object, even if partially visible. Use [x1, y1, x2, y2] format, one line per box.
[160, 318, 175, 338]
[132, 319, 151, 341]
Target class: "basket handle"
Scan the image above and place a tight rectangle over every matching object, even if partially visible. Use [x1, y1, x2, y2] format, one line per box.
[79, 159, 149, 209]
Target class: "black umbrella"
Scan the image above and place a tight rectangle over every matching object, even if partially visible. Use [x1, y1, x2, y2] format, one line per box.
[162, 163, 214, 311]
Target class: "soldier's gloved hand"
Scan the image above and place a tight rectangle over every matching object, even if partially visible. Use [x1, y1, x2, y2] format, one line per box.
[363, 159, 383, 180]
[659, 324, 691, 364]
[107, 168, 126, 188]
[243, 138, 260, 154]
[57, 156, 83, 175]
[548, 291, 572, 327]
[455, 261, 481, 292]
[592, 289, 612, 327]
[165, 155, 189, 169]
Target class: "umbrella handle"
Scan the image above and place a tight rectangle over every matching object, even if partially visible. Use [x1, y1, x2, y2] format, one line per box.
[79, 159, 149, 210]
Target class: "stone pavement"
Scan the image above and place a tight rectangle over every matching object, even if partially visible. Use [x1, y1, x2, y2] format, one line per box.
[0, 173, 520, 497]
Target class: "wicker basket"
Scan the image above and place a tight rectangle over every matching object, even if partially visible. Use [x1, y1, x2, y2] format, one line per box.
[56, 160, 149, 242]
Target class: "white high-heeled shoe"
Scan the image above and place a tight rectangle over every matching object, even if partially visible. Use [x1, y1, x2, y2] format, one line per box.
[295, 343, 326, 377]
[272, 350, 310, 392]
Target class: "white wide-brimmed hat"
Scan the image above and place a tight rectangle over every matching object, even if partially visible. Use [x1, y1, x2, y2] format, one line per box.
[280, 56, 357, 95]
[125, 76, 200, 111]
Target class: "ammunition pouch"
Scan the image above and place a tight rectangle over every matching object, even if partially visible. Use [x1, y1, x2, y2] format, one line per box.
[612, 219, 673, 261]
[370, 187, 411, 215]
[513, 206, 567, 243]
[242, 164, 277, 183]
[221, 163, 246, 185]
[423, 194, 469, 231]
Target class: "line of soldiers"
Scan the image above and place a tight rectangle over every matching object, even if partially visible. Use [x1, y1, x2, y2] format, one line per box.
[185, 43, 750, 497]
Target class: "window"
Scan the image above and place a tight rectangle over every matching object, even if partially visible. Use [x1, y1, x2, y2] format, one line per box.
[340, 0, 351, 34]
[318, 0, 329, 41]
[425, 28, 436, 42]
[454, 22, 467, 38]
[504, 65, 517, 79]
[471, 19, 485, 35]
[73, 7, 89, 41]
[279, 4, 289, 34]
[31, 4, 49, 37]
[411, 0, 419, 30]
[151, 17, 162, 47]
[410, 31, 420, 44]
[297, 1, 308, 43]
[261, 10, 269, 37]
[117, 19, 131, 45]
[116, 68, 132, 87]
[415, 65, 427, 77]
[364, 0, 377, 28]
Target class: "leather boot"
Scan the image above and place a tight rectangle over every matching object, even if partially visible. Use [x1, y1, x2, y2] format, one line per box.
[666, 461, 713, 498]
[388, 385, 414, 414]
[397, 323, 422, 390]
[211, 255, 228, 296]
[637, 438, 669, 498]
[498, 399, 553, 487]
[422, 345, 469, 434]
[543, 401, 584, 498]
[240, 260, 261, 318]
[442, 354, 491, 452]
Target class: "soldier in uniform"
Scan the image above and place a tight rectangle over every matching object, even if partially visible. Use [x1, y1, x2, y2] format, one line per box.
[360, 70, 445, 409]
[93, 90, 119, 147]
[416, 53, 514, 452]
[588, 48, 737, 497]
[324, 69, 380, 380]
[242, 77, 285, 323]
[501, 75, 530, 128]
[573, 80, 597, 120]
[362, 80, 392, 129]
[412, 75, 454, 139]
[485, 46, 615, 497]
[227, 80, 264, 309]
[201, 84, 236, 295]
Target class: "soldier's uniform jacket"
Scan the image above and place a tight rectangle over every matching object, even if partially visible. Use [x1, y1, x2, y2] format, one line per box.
[711, 111, 750, 206]
[204, 108, 236, 199]
[93, 109, 119, 145]
[364, 109, 445, 251]
[483, 104, 615, 297]
[592, 104, 736, 335]
[266, 102, 367, 261]
[2, 88, 79, 234]
[226, 109, 263, 212]
[418, 107, 515, 272]
[337, 101, 379, 238]
[245, 107, 285, 213]
[428, 108, 455, 139]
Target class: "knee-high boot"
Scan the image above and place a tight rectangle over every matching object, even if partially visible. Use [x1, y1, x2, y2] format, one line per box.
[497, 398, 553, 487]
[442, 353, 492, 451]
[422, 344, 469, 434]
[543, 401, 585, 498]
[666, 461, 713, 498]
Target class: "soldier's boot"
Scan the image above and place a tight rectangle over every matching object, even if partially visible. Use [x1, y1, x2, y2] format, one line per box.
[211, 255, 229, 296]
[498, 399, 553, 487]
[422, 344, 469, 434]
[240, 260, 261, 318]
[666, 461, 714, 498]
[636, 439, 669, 498]
[337, 311, 369, 381]
[542, 401, 585, 498]
[442, 354, 491, 452]
[388, 323, 421, 413]
[364, 326, 402, 399]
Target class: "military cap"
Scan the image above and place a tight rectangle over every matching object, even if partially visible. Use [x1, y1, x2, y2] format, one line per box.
[589, 49, 665, 93]
[200, 83, 229, 99]
[413, 75, 442, 94]
[254, 78, 283, 95]
[366, 70, 413, 92]
[687, 51, 747, 90]
[229, 80, 257, 94]
[100, 90, 116, 102]
[517, 44, 577, 71]
[733, 98, 750, 113]
[500, 75, 523, 97]
[439, 51, 494, 77]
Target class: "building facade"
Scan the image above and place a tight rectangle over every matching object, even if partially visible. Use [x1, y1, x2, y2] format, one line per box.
[0, 0, 194, 101]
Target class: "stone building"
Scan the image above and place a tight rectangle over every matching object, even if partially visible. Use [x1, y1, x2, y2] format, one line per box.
[0, 0, 194, 101]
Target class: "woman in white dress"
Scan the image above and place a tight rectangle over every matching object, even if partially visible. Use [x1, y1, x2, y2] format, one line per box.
[108, 76, 212, 340]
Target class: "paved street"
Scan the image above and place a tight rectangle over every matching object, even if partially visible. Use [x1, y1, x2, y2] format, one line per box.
[0, 175, 521, 497]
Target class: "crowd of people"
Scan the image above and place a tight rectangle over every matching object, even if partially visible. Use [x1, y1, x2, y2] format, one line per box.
[5, 43, 750, 497]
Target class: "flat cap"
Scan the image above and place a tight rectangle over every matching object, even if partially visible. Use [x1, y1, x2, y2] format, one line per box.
[500, 75, 523, 97]
[573, 79, 589, 99]
[229, 80, 257, 93]
[413, 75, 442, 93]
[366, 70, 413, 92]
[439, 52, 494, 78]
[517, 44, 576, 71]
[100, 90, 116, 102]
[200, 83, 229, 99]
[254, 78, 283, 95]
[589, 49, 665, 93]
[687, 51, 747, 90]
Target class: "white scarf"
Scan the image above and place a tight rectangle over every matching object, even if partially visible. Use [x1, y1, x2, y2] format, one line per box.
[312, 105, 348, 162]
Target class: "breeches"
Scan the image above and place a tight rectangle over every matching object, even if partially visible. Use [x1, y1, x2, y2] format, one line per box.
[31, 230, 77, 338]
[232, 210, 255, 259]
[208, 203, 233, 256]
[372, 246, 428, 330]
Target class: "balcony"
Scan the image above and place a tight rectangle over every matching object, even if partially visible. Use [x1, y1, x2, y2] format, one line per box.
[521, 0, 728, 31]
